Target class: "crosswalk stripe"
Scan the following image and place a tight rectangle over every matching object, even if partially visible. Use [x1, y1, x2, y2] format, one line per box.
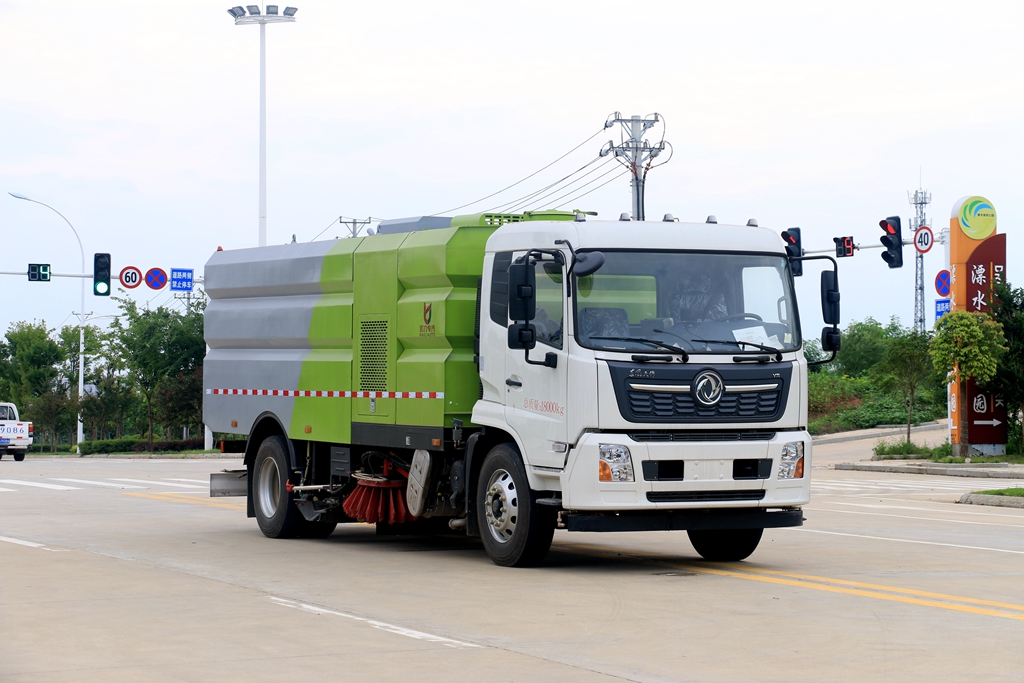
[51, 478, 147, 489]
[0, 479, 79, 490]
[164, 478, 208, 484]
[111, 478, 205, 489]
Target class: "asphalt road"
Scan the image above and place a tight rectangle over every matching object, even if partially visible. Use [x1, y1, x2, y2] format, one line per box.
[2, 443, 1022, 682]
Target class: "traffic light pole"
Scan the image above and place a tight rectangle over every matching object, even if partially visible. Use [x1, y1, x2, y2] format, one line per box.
[804, 239, 911, 256]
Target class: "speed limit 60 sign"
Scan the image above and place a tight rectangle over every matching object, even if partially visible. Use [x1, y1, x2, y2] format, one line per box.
[119, 266, 142, 289]
[914, 226, 934, 254]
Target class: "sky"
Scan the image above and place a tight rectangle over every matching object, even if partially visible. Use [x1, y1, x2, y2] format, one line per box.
[1, 0, 1021, 338]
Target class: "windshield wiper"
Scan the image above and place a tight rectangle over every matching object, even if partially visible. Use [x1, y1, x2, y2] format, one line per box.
[588, 336, 689, 362]
[689, 338, 783, 362]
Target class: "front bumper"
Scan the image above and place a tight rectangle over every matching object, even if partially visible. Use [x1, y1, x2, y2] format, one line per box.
[560, 430, 811, 511]
[562, 508, 804, 532]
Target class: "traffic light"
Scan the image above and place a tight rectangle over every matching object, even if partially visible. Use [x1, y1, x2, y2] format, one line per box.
[833, 236, 855, 258]
[879, 216, 903, 268]
[780, 228, 803, 276]
[93, 253, 111, 296]
[27, 264, 51, 282]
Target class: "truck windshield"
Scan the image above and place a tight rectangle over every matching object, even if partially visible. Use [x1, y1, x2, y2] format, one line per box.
[574, 251, 800, 354]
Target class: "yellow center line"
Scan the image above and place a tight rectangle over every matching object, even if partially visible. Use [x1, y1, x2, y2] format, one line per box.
[555, 543, 1024, 622]
[122, 491, 245, 510]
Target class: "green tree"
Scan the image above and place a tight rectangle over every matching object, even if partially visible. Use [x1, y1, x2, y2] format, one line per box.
[110, 298, 206, 447]
[930, 310, 1007, 457]
[875, 329, 932, 443]
[3, 321, 63, 408]
[990, 280, 1024, 454]
[835, 317, 903, 377]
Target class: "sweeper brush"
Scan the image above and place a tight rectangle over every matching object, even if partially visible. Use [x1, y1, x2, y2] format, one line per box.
[342, 475, 416, 525]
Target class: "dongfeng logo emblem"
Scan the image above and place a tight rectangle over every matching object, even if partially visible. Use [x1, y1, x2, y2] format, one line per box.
[693, 370, 724, 406]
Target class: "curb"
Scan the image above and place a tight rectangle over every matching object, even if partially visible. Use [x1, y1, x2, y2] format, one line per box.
[812, 422, 946, 446]
[958, 493, 1024, 509]
[836, 463, 1024, 479]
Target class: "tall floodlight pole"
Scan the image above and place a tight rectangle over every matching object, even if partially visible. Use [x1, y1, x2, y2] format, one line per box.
[599, 113, 670, 221]
[227, 5, 298, 247]
[8, 192, 88, 448]
[908, 187, 932, 333]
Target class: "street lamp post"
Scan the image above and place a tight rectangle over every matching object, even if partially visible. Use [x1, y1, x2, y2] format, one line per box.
[227, 5, 298, 247]
[8, 192, 88, 449]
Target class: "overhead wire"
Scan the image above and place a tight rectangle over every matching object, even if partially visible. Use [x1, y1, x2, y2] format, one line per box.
[524, 164, 626, 212]
[553, 169, 632, 210]
[427, 128, 606, 216]
[494, 156, 614, 214]
[512, 158, 620, 213]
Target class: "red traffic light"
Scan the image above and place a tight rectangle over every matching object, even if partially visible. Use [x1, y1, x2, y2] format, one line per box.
[879, 219, 897, 235]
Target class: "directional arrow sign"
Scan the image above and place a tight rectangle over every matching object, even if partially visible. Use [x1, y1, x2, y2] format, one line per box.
[973, 419, 1002, 427]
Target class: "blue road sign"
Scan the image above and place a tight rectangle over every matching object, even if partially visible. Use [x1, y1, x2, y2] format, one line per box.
[935, 298, 951, 321]
[170, 268, 194, 292]
[935, 270, 951, 297]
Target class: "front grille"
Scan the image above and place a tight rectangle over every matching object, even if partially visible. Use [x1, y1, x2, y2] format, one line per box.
[628, 430, 776, 442]
[647, 490, 766, 503]
[627, 389, 780, 420]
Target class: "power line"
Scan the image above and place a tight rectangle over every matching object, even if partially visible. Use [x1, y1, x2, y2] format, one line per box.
[552, 169, 631, 210]
[519, 162, 623, 212]
[428, 128, 606, 216]
[497, 157, 613, 214]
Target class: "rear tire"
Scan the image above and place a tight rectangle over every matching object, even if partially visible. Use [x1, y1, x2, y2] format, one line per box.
[476, 443, 555, 567]
[687, 528, 763, 562]
[13, 452, 24, 462]
[252, 436, 304, 539]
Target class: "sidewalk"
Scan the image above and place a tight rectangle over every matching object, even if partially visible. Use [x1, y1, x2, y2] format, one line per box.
[812, 420, 948, 446]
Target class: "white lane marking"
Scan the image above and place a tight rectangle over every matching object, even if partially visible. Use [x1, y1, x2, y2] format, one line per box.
[789, 528, 1024, 555]
[164, 478, 208, 484]
[269, 597, 479, 649]
[0, 479, 79, 490]
[830, 501, 1024, 519]
[806, 507, 1024, 529]
[0, 535, 69, 551]
[51, 478, 147, 489]
[111, 479, 206, 489]
[0, 487, 15, 492]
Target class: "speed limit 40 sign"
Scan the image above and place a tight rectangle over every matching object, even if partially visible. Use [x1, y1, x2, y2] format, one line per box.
[914, 226, 934, 254]
[119, 266, 142, 289]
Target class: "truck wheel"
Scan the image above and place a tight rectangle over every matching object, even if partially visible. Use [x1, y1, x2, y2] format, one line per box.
[13, 452, 25, 462]
[253, 436, 304, 539]
[687, 528, 763, 562]
[476, 443, 555, 567]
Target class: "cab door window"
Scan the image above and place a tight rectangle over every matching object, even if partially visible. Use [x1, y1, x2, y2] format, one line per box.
[534, 261, 564, 349]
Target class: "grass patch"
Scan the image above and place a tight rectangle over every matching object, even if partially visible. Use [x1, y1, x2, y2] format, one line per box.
[973, 488, 1024, 497]
[872, 439, 952, 460]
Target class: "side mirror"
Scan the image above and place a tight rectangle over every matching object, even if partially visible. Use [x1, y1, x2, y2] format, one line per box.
[508, 323, 536, 350]
[508, 260, 536, 322]
[821, 326, 841, 352]
[820, 270, 840, 326]
[574, 251, 606, 277]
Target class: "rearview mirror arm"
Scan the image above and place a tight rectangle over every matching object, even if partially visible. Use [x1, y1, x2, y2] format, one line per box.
[791, 254, 841, 367]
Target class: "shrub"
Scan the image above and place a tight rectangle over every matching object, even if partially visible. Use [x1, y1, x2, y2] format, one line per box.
[132, 438, 204, 453]
[78, 437, 144, 455]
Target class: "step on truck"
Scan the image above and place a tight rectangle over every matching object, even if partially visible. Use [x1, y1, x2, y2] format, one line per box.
[0, 403, 33, 461]
[204, 211, 841, 566]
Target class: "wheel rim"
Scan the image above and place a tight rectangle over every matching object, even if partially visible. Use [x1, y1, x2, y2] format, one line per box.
[257, 456, 282, 518]
[484, 468, 519, 544]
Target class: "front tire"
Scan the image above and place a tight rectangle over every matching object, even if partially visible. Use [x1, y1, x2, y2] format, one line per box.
[476, 443, 555, 567]
[253, 436, 304, 539]
[13, 452, 24, 462]
[687, 528, 763, 562]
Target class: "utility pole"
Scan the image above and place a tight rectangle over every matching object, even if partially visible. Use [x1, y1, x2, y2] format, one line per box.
[599, 113, 669, 221]
[908, 187, 932, 333]
[340, 217, 372, 238]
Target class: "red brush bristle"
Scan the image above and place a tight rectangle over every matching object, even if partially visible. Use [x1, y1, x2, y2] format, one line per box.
[343, 478, 416, 525]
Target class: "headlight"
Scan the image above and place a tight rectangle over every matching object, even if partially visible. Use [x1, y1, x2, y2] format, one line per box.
[778, 441, 805, 480]
[599, 444, 634, 482]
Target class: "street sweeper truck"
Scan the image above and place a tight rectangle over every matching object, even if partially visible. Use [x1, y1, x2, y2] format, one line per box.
[204, 210, 842, 566]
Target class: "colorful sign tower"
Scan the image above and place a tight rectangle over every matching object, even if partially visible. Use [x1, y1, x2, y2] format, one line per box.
[948, 196, 1007, 453]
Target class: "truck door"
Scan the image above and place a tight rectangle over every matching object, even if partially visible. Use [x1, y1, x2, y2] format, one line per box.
[504, 258, 569, 469]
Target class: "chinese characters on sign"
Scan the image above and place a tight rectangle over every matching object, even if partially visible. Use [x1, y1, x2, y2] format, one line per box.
[170, 269, 194, 292]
